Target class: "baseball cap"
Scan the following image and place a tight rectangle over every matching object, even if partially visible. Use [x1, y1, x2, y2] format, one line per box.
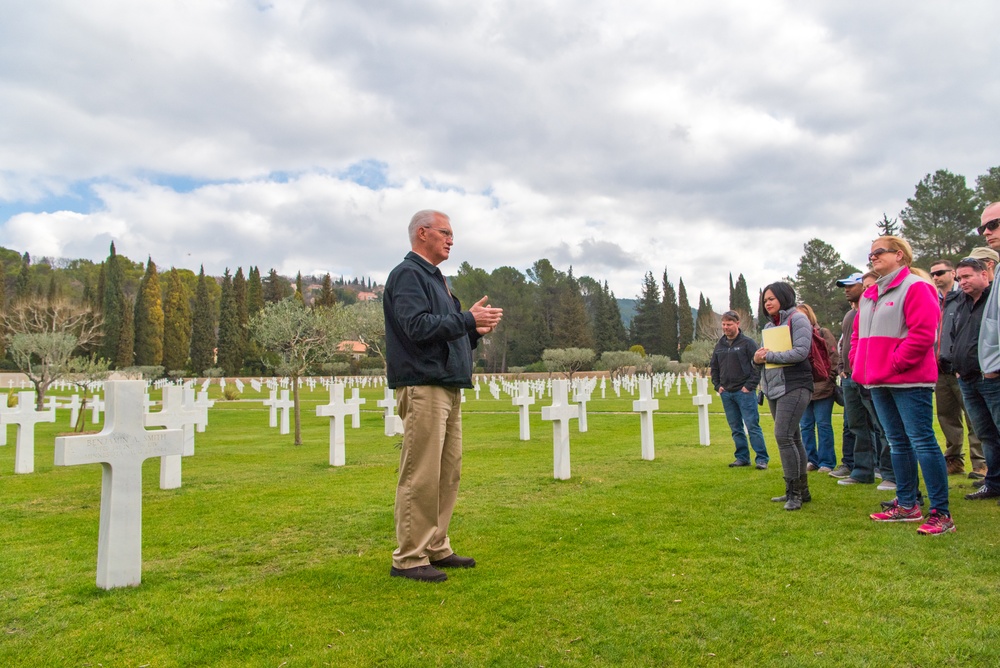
[835, 272, 864, 286]
[968, 246, 1000, 264]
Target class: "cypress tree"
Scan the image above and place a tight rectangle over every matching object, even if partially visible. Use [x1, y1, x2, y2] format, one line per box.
[162, 269, 192, 373]
[632, 271, 665, 355]
[116, 295, 135, 368]
[552, 270, 594, 349]
[133, 257, 164, 366]
[234, 267, 248, 367]
[15, 256, 31, 302]
[662, 269, 679, 360]
[677, 278, 694, 354]
[315, 273, 336, 309]
[46, 273, 58, 304]
[190, 266, 217, 374]
[294, 272, 305, 305]
[247, 266, 265, 316]
[100, 243, 125, 363]
[217, 269, 242, 376]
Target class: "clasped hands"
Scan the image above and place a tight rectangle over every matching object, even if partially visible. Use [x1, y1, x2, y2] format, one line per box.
[753, 347, 770, 364]
[470, 295, 503, 335]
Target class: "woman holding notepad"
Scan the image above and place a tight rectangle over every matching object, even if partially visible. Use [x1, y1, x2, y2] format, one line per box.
[754, 281, 815, 510]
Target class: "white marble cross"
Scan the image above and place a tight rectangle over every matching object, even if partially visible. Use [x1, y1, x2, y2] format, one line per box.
[572, 386, 591, 433]
[91, 394, 105, 424]
[145, 386, 200, 489]
[512, 381, 535, 441]
[692, 376, 713, 446]
[0, 393, 12, 446]
[189, 389, 214, 433]
[7, 391, 56, 474]
[540, 379, 578, 480]
[67, 394, 83, 426]
[54, 380, 184, 589]
[632, 377, 660, 461]
[262, 389, 279, 428]
[348, 388, 366, 428]
[275, 389, 294, 435]
[377, 387, 404, 436]
[316, 383, 358, 466]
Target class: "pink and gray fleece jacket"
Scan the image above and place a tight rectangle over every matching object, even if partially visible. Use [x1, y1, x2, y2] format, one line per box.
[850, 266, 940, 388]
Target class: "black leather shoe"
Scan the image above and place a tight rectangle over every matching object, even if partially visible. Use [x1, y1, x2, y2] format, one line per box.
[430, 553, 477, 569]
[390, 565, 447, 582]
[728, 460, 750, 468]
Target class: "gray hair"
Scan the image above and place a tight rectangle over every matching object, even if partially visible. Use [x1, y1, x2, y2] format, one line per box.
[408, 210, 449, 244]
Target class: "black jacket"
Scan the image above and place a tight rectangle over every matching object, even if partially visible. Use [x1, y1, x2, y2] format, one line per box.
[383, 252, 481, 389]
[950, 284, 991, 382]
[938, 288, 964, 373]
[710, 330, 760, 393]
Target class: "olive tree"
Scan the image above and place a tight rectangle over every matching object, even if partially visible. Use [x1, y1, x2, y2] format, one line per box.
[542, 348, 595, 380]
[251, 299, 343, 445]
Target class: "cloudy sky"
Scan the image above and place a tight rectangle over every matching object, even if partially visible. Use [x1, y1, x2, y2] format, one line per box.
[1, 1, 998, 308]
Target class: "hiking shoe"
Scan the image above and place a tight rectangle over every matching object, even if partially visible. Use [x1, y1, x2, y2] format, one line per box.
[965, 486, 1000, 500]
[973, 477, 987, 489]
[729, 460, 750, 468]
[880, 496, 924, 509]
[755, 461, 768, 470]
[838, 476, 867, 485]
[807, 463, 819, 472]
[969, 469, 986, 480]
[829, 464, 851, 478]
[876, 480, 897, 491]
[871, 501, 923, 522]
[917, 510, 956, 535]
[390, 565, 448, 582]
[946, 458, 965, 475]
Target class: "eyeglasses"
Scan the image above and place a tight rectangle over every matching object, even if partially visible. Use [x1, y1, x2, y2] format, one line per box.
[929, 269, 951, 277]
[977, 219, 1000, 235]
[424, 226, 454, 239]
[868, 248, 897, 261]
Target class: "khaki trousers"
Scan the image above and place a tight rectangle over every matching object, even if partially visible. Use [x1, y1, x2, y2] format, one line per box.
[936, 371, 984, 468]
[392, 385, 463, 570]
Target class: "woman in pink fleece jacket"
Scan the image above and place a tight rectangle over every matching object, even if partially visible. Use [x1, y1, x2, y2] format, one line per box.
[851, 236, 953, 535]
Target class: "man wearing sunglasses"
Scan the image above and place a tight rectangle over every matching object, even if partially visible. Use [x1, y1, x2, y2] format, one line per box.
[974, 202, 1000, 500]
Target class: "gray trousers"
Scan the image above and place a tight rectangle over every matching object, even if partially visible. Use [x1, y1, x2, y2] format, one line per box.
[767, 387, 812, 480]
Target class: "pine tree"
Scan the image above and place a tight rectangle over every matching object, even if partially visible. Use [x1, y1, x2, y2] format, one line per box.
[876, 213, 900, 237]
[677, 278, 694, 354]
[217, 269, 242, 376]
[100, 243, 126, 364]
[189, 266, 217, 374]
[632, 271, 665, 355]
[133, 257, 164, 366]
[552, 270, 594, 349]
[662, 270, 679, 360]
[162, 269, 192, 373]
[900, 169, 978, 261]
[263, 268, 290, 303]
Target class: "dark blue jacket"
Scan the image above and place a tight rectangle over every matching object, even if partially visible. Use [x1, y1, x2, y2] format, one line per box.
[383, 251, 481, 389]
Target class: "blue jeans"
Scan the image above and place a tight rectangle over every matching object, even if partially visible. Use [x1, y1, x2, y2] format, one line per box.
[870, 386, 949, 514]
[859, 384, 892, 482]
[957, 376, 1000, 490]
[720, 389, 769, 464]
[800, 396, 836, 469]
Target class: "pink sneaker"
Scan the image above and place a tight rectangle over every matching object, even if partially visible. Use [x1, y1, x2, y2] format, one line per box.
[870, 501, 923, 522]
[917, 510, 956, 535]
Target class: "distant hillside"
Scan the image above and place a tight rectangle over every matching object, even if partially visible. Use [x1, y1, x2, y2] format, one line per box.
[616, 298, 697, 327]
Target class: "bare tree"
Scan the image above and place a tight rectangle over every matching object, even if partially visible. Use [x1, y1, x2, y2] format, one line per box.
[1, 299, 102, 408]
[65, 355, 112, 431]
[340, 300, 386, 369]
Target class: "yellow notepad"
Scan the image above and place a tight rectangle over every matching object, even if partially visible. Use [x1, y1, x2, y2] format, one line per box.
[762, 325, 793, 369]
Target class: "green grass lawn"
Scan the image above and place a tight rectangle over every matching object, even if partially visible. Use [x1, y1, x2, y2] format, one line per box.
[1, 383, 996, 667]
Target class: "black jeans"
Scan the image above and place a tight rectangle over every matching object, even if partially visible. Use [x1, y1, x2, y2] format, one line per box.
[767, 387, 812, 480]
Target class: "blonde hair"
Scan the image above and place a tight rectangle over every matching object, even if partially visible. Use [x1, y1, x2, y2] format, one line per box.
[872, 235, 914, 267]
[796, 303, 818, 326]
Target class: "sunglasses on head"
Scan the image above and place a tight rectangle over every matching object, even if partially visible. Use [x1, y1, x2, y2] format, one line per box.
[978, 218, 1000, 235]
